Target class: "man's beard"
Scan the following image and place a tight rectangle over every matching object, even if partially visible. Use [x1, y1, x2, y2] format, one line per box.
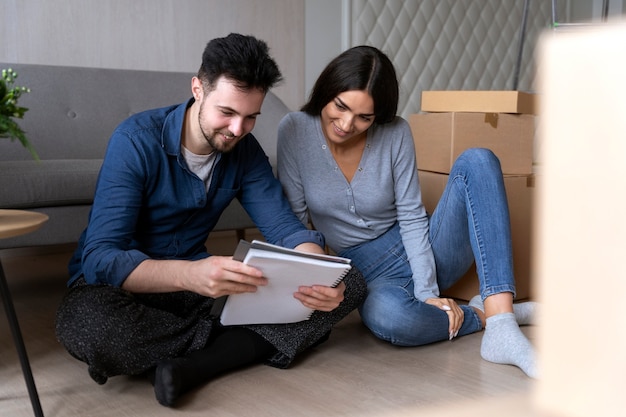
[198, 105, 239, 153]
[200, 126, 238, 153]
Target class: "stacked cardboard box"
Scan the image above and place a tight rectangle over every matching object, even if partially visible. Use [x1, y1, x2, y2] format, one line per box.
[409, 91, 537, 301]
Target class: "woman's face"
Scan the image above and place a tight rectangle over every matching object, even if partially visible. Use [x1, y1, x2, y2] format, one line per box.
[320, 90, 375, 145]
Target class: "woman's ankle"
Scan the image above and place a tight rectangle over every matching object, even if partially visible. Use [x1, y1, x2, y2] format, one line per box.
[483, 292, 514, 318]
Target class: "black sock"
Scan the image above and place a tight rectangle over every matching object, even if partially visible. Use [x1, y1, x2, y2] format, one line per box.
[154, 328, 275, 407]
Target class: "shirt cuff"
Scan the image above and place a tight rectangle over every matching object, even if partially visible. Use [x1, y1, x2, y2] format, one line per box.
[276, 229, 325, 251]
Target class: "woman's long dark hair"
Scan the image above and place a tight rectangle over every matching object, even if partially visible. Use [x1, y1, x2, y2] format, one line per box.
[301, 46, 399, 124]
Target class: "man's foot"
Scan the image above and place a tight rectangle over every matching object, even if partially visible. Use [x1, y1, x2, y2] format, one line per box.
[154, 359, 185, 407]
[88, 366, 108, 385]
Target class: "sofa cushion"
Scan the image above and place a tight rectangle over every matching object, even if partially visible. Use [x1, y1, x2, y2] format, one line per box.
[0, 159, 101, 209]
[0, 63, 195, 161]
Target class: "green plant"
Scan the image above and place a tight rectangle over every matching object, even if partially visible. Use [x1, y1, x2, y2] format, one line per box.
[0, 68, 38, 160]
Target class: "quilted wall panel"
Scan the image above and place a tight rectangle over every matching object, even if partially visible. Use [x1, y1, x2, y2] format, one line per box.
[348, 0, 561, 118]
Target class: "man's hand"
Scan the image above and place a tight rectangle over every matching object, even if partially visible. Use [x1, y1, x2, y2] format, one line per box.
[181, 256, 268, 298]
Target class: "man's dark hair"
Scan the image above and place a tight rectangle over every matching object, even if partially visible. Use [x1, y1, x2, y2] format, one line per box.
[198, 33, 283, 93]
[301, 45, 398, 124]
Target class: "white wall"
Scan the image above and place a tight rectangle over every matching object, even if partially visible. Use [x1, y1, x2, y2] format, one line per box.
[3, 0, 625, 111]
[303, 0, 345, 104]
[0, 0, 306, 110]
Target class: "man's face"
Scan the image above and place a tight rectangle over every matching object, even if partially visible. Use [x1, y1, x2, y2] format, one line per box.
[192, 76, 265, 154]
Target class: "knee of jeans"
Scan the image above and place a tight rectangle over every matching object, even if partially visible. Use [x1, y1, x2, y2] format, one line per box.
[360, 292, 438, 346]
[457, 148, 501, 171]
[362, 312, 439, 347]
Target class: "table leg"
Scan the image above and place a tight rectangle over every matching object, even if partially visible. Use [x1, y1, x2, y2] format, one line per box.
[0, 261, 44, 417]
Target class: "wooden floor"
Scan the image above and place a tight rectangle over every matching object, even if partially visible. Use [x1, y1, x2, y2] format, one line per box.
[0, 232, 536, 417]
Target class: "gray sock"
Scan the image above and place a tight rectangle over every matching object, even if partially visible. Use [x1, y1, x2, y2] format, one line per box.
[469, 295, 539, 326]
[481, 312, 538, 378]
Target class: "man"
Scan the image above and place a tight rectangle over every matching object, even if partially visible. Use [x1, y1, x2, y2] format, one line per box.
[55, 33, 366, 408]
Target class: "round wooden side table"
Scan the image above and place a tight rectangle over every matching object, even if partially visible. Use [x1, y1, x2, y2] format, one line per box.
[0, 209, 49, 417]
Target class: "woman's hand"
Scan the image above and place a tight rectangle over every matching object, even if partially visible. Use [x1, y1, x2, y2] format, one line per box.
[290, 242, 345, 311]
[426, 297, 464, 340]
[294, 281, 346, 312]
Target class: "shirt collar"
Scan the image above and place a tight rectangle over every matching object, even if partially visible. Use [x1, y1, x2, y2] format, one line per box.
[161, 97, 195, 156]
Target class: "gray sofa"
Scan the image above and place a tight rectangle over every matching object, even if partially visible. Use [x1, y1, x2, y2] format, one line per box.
[0, 63, 290, 250]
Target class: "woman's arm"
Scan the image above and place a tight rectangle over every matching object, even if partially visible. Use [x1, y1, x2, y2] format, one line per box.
[277, 114, 310, 225]
[389, 119, 439, 301]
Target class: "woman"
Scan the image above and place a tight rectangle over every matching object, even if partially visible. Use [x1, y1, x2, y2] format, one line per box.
[277, 46, 538, 378]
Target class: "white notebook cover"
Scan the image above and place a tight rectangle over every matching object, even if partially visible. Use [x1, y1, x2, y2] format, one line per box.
[217, 240, 351, 325]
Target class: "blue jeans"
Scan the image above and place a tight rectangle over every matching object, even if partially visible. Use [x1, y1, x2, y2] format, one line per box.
[339, 148, 516, 346]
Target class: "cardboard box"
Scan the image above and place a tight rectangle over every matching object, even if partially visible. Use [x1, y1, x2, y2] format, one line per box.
[409, 112, 535, 175]
[417, 170, 534, 301]
[421, 90, 537, 115]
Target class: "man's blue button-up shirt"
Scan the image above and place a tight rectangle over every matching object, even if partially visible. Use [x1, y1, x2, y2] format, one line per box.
[68, 99, 323, 287]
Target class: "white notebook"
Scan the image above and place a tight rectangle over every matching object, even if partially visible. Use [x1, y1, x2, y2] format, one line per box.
[215, 240, 351, 325]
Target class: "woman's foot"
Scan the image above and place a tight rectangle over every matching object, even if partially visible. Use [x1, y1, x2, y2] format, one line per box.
[481, 312, 538, 378]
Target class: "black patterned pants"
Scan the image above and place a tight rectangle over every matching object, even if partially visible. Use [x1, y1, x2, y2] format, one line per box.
[55, 267, 367, 382]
